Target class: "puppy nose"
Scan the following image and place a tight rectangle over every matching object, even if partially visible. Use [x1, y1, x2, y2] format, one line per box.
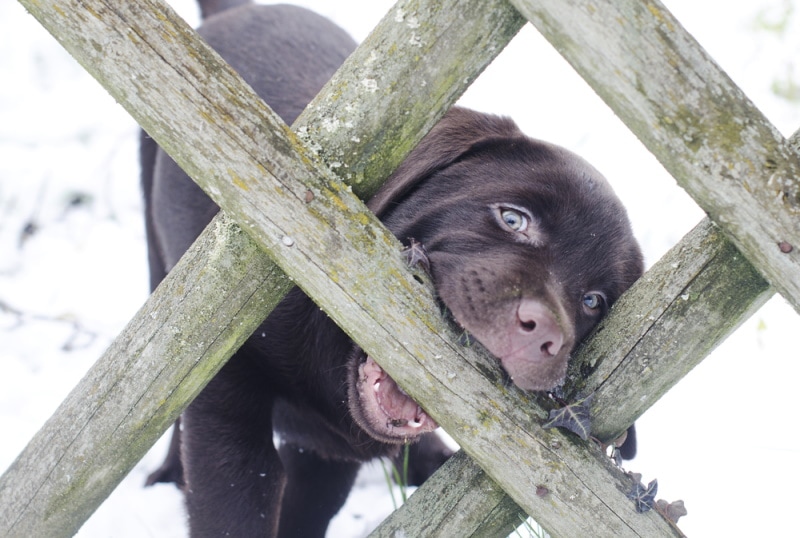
[517, 299, 564, 358]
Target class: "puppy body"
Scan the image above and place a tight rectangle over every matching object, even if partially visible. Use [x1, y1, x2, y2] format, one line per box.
[143, 2, 643, 536]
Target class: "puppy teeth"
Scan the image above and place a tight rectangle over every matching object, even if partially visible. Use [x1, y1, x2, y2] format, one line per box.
[408, 419, 422, 428]
[374, 382, 380, 392]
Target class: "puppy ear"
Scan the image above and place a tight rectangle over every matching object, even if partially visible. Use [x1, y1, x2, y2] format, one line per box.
[367, 107, 522, 217]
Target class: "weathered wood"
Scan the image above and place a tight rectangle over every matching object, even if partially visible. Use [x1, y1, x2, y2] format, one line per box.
[373, 219, 773, 537]
[0, 216, 290, 536]
[15, 0, 674, 533]
[370, 451, 525, 538]
[374, 122, 800, 534]
[4, 0, 790, 536]
[102, 0, 680, 532]
[295, 0, 527, 199]
[511, 0, 800, 314]
[1, 0, 526, 535]
[3, 0, 681, 536]
[572, 218, 772, 441]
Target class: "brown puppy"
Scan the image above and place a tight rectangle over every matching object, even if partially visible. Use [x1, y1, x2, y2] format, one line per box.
[142, 2, 643, 536]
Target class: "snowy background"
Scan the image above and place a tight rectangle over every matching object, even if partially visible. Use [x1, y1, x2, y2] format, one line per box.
[2, 0, 799, 536]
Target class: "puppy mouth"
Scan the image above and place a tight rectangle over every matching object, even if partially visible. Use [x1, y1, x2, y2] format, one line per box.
[353, 355, 438, 441]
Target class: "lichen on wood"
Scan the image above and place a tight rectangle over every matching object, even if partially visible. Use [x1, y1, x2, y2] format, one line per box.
[510, 0, 800, 315]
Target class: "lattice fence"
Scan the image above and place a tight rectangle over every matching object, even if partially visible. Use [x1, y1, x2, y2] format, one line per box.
[1, 0, 797, 536]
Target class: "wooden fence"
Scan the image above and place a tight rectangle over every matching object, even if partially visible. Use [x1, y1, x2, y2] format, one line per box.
[1, 0, 797, 536]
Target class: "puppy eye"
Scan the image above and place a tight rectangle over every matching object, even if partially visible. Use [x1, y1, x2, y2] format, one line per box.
[490, 203, 541, 246]
[582, 292, 606, 313]
[500, 208, 528, 231]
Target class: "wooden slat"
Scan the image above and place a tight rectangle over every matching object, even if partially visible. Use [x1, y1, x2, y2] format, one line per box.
[511, 0, 800, 312]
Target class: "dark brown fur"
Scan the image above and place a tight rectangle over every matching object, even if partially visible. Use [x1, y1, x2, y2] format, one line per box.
[142, 2, 643, 536]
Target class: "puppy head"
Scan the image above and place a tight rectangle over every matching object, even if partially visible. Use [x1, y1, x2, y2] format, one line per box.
[373, 107, 643, 391]
[347, 107, 642, 443]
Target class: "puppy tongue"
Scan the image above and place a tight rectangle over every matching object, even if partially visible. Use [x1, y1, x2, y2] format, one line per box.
[361, 356, 437, 429]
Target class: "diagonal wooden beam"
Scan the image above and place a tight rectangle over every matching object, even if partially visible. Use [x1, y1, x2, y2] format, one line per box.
[371, 218, 773, 537]
[573, 218, 772, 440]
[0, 0, 525, 535]
[2, 0, 679, 536]
[511, 0, 800, 314]
[4, 0, 792, 532]
[373, 2, 800, 533]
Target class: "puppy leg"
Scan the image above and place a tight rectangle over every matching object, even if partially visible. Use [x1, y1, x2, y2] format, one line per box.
[181, 372, 284, 537]
[618, 424, 638, 460]
[276, 443, 360, 538]
[144, 419, 185, 487]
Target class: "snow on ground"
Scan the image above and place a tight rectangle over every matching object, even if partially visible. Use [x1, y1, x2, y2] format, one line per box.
[1, 0, 799, 536]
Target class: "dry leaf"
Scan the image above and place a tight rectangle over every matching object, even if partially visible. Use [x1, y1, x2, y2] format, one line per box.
[656, 498, 687, 523]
